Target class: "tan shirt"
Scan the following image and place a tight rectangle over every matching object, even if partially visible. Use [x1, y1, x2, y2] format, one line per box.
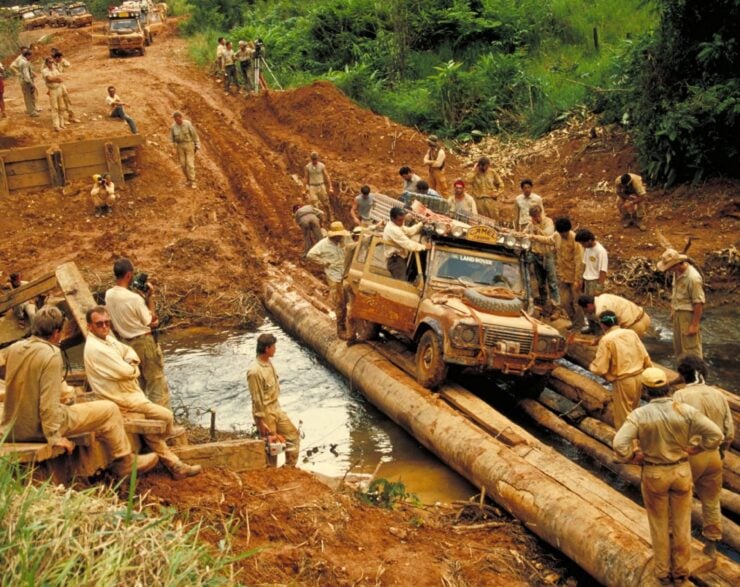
[84, 333, 148, 410]
[222, 48, 235, 67]
[306, 237, 346, 283]
[91, 180, 115, 198]
[524, 215, 556, 255]
[671, 264, 705, 312]
[423, 146, 445, 169]
[468, 168, 503, 197]
[105, 285, 152, 340]
[513, 193, 543, 229]
[613, 398, 723, 465]
[447, 194, 478, 215]
[41, 65, 61, 89]
[615, 173, 646, 198]
[594, 294, 645, 329]
[305, 161, 327, 186]
[1, 337, 67, 444]
[383, 221, 425, 259]
[170, 120, 200, 148]
[246, 358, 281, 420]
[590, 326, 651, 381]
[554, 231, 583, 284]
[673, 383, 735, 446]
[236, 46, 254, 62]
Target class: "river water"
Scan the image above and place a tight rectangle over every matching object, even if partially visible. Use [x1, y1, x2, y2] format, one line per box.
[159, 307, 737, 505]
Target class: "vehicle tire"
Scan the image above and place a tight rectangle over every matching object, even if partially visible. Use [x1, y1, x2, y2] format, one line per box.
[140, 47, 146, 56]
[109, 49, 116, 58]
[512, 374, 547, 399]
[416, 330, 448, 389]
[464, 287, 522, 316]
[353, 318, 379, 341]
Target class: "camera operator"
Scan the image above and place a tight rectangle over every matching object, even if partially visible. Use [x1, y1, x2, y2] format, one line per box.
[104, 258, 172, 409]
[90, 174, 115, 217]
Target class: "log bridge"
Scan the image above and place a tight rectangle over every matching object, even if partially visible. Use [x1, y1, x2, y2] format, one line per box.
[264, 274, 740, 587]
[0, 134, 144, 197]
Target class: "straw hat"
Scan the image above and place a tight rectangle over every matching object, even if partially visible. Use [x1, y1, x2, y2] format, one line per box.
[656, 248, 688, 272]
[641, 367, 668, 388]
[427, 135, 439, 145]
[327, 221, 350, 237]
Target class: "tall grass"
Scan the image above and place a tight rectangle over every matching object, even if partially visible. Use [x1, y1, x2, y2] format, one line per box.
[0, 456, 251, 585]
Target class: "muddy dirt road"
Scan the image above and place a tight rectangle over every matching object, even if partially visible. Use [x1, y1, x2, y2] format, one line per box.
[1, 22, 737, 329]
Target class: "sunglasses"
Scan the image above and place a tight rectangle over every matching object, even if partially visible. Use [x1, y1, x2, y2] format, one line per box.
[92, 320, 112, 328]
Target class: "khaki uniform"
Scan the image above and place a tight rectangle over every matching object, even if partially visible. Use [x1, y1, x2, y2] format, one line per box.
[105, 285, 171, 408]
[423, 146, 447, 194]
[615, 173, 646, 227]
[524, 215, 560, 306]
[91, 179, 116, 208]
[246, 359, 300, 466]
[554, 231, 584, 324]
[293, 204, 323, 256]
[1, 336, 130, 460]
[306, 237, 348, 338]
[305, 161, 331, 216]
[613, 398, 723, 582]
[42, 65, 68, 131]
[468, 168, 503, 220]
[53, 58, 75, 122]
[383, 221, 425, 280]
[594, 293, 651, 338]
[513, 193, 544, 230]
[170, 119, 200, 184]
[447, 193, 477, 216]
[671, 264, 705, 359]
[673, 383, 735, 541]
[84, 333, 182, 468]
[590, 325, 652, 429]
[17, 56, 38, 116]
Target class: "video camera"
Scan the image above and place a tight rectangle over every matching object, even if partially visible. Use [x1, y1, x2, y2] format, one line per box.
[132, 272, 150, 293]
[254, 39, 264, 59]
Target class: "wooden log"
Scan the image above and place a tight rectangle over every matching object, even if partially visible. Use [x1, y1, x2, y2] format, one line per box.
[104, 142, 124, 184]
[263, 279, 738, 586]
[172, 439, 266, 472]
[0, 313, 30, 347]
[0, 272, 57, 315]
[55, 262, 96, 338]
[0, 156, 8, 197]
[550, 365, 614, 425]
[578, 416, 616, 446]
[520, 398, 740, 552]
[123, 418, 166, 435]
[46, 146, 65, 187]
[538, 388, 587, 422]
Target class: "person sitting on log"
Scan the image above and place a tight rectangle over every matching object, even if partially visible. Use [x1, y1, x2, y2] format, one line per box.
[0, 306, 159, 478]
[83, 305, 201, 480]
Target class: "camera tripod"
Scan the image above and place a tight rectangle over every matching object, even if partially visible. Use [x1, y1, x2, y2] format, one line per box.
[253, 55, 282, 92]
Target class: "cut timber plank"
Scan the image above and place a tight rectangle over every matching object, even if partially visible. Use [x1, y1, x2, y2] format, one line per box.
[6, 171, 52, 190]
[172, 439, 266, 472]
[3, 158, 48, 175]
[0, 313, 30, 347]
[55, 262, 96, 338]
[0, 156, 8, 197]
[46, 147, 65, 187]
[0, 145, 50, 164]
[104, 142, 124, 184]
[0, 442, 65, 463]
[123, 418, 166, 435]
[0, 272, 57, 315]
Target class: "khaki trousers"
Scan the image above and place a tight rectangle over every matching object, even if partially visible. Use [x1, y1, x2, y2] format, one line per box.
[308, 184, 331, 218]
[328, 278, 348, 339]
[125, 400, 180, 466]
[558, 281, 584, 326]
[689, 449, 723, 541]
[176, 142, 196, 183]
[61, 85, 75, 120]
[612, 373, 642, 430]
[428, 167, 447, 194]
[21, 82, 37, 115]
[641, 462, 692, 581]
[62, 400, 130, 460]
[262, 408, 300, 467]
[298, 215, 322, 256]
[672, 310, 702, 360]
[127, 335, 172, 409]
[583, 279, 604, 331]
[47, 85, 67, 130]
[475, 196, 499, 221]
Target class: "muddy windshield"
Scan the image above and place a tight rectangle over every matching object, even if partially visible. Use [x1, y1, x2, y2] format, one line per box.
[71, 7, 87, 15]
[110, 18, 138, 31]
[430, 248, 523, 292]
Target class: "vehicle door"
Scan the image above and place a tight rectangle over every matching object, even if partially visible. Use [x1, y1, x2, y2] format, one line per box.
[350, 236, 422, 334]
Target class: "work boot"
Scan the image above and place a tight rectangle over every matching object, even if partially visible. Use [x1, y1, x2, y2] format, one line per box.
[168, 460, 202, 480]
[167, 424, 187, 440]
[703, 539, 718, 558]
[111, 453, 159, 477]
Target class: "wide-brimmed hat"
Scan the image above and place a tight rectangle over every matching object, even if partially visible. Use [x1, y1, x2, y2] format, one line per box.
[427, 135, 439, 145]
[642, 367, 668, 388]
[656, 248, 688, 272]
[327, 221, 350, 237]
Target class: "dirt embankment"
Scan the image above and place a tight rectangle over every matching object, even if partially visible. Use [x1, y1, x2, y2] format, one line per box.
[1, 24, 737, 329]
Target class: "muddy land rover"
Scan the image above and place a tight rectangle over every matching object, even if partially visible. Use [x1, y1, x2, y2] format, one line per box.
[107, 10, 151, 57]
[65, 2, 93, 28]
[344, 216, 566, 390]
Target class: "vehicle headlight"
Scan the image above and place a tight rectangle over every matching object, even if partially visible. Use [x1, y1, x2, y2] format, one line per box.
[519, 237, 531, 251]
[504, 234, 516, 248]
[536, 336, 565, 354]
[451, 225, 466, 238]
[451, 323, 480, 347]
[434, 223, 448, 236]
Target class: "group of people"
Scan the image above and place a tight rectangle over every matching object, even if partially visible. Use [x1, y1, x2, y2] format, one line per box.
[214, 37, 264, 94]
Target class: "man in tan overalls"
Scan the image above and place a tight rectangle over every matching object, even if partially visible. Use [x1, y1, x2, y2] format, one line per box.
[614, 368, 723, 586]
[304, 151, 334, 219]
[468, 156, 503, 220]
[41, 57, 68, 132]
[423, 135, 447, 194]
[616, 172, 647, 230]
[589, 310, 652, 430]
[170, 111, 200, 188]
[246, 333, 300, 467]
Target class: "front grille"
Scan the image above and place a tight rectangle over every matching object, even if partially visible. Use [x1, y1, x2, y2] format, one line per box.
[484, 325, 533, 354]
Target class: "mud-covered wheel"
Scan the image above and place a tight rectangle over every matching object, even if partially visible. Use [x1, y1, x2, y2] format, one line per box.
[464, 287, 522, 316]
[416, 330, 448, 389]
[353, 318, 379, 341]
[109, 49, 116, 58]
[140, 46, 146, 56]
[512, 373, 547, 398]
